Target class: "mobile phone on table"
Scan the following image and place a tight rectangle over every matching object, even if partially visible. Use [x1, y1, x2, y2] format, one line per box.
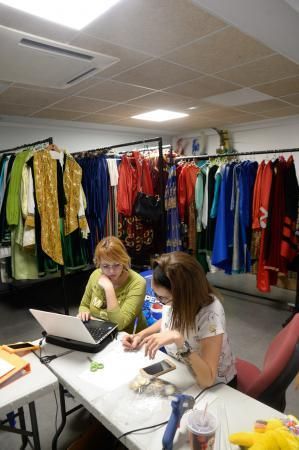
[140, 359, 176, 377]
[2, 342, 40, 353]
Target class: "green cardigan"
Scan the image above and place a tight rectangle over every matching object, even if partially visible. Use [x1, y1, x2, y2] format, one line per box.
[79, 269, 147, 333]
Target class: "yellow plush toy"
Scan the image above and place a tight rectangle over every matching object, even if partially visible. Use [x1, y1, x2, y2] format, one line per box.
[229, 416, 299, 450]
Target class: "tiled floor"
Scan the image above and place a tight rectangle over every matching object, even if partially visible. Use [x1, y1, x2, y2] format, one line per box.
[0, 274, 298, 449]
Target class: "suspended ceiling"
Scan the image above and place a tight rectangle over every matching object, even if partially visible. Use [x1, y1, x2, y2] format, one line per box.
[0, 0, 299, 133]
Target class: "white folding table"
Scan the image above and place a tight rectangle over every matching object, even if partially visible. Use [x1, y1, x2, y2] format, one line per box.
[0, 350, 58, 450]
[40, 335, 285, 450]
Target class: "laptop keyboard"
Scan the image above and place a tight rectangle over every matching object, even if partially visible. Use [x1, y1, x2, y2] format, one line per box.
[86, 325, 111, 342]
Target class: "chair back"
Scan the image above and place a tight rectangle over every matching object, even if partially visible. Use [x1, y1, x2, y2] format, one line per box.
[247, 314, 299, 400]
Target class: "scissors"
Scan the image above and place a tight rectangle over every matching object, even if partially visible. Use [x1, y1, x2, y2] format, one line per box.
[87, 356, 104, 372]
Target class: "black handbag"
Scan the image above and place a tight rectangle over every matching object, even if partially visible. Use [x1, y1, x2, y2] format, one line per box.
[134, 192, 163, 222]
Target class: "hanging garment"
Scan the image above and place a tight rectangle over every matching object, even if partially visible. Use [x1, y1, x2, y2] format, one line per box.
[34, 149, 88, 267]
[210, 166, 223, 219]
[0, 155, 15, 243]
[118, 154, 156, 264]
[212, 163, 236, 274]
[117, 152, 153, 217]
[256, 161, 273, 292]
[280, 156, 299, 267]
[0, 156, 10, 213]
[264, 158, 287, 283]
[33, 150, 63, 265]
[9, 150, 38, 280]
[6, 150, 31, 226]
[78, 155, 109, 259]
[177, 163, 200, 254]
[104, 159, 119, 237]
[165, 165, 181, 252]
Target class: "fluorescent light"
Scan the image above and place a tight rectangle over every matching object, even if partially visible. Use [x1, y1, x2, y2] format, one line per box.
[203, 88, 274, 107]
[132, 109, 189, 122]
[0, 0, 122, 30]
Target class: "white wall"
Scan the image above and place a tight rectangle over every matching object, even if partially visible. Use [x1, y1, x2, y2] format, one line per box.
[173, 115, 299, 172]
[0, 116, 172, 152]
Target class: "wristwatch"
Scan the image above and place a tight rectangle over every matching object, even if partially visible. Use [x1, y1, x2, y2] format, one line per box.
[176, 341, 192, 360]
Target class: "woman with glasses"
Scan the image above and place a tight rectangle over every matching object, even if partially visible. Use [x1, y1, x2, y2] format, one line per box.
[122, 251, 236, 388]
[77, 236, 147, 333]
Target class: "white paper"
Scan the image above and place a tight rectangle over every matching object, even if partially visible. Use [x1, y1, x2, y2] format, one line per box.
[0, 358, 15, 377]
[79, 343, 158, 391]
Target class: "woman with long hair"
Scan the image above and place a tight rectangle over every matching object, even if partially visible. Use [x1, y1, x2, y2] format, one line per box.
[122, 251, 236, 387]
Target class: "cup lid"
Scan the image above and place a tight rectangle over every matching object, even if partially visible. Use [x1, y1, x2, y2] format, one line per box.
[187, 410, 217, 435]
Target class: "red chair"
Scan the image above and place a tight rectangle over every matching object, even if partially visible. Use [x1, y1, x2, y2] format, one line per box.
[236, 313, 299, 412]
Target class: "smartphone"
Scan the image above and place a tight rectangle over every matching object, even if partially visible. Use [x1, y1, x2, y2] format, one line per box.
[140, 359, 176, 377]
[2, 342, 40, 353]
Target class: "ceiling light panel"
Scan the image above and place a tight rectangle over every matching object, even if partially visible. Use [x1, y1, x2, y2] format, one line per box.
[132, 109, 189, 122]
[0, 0, 122, 30]
[203, 88, 274, 107]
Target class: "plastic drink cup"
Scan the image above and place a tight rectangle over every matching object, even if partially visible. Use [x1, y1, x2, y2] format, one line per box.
[187, 410, 218, 450]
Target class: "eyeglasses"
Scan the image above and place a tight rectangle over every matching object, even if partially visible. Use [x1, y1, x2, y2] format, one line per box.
[153, 292, 172, 305]
[100, 263, 122, 272]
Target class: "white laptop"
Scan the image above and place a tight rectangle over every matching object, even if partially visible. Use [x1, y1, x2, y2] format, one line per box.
[29, 309, 118, 352]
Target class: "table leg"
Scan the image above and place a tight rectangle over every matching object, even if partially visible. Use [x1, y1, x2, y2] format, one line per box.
[18, 407, 29, 450]
[52, 384, 67, 450]
[28, 402, 41, 450]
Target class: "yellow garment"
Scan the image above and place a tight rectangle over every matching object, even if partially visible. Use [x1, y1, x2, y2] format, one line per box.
[64, 155, 84, 236]
[229, 417, 299, 450]
[34, 149, 86, 265]
[34, 149, 63, 265]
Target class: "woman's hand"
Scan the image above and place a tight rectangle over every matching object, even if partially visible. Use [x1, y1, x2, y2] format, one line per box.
[98, 274, 114, 290]
[143, 330, 184, 359]
[77, 311, 90, 322]
[122, 334, 143, 351]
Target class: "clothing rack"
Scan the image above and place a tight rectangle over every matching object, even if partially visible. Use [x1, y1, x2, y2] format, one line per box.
[175, 147, 299, 319]
[0, 136, 72, 315]
[0, 137, 53, 154]
[175, 147, 299, 160]
[74, 136, 165, 215]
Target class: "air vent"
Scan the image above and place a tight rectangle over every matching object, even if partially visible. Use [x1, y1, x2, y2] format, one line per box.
[66, 68, 98, 84]
[19, 38, 94, 61]
[0, 26, 119, 89]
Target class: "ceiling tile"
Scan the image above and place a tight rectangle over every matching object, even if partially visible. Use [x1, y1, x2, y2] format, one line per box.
[0, 87, 66, 107]
[236, 99, 288, 113]
[216, 55, 299, 86]
[14, 76, 103, 97]
[75, 113, 119, 124]
[52, 96, 114, 113]
[99, 104, 149, 117]
[128, 92, 196, 109]
[164, 26, 273, 74]
[84, 0, 225, 56]
[111, 119, 178, 132]
[260, 105, 299, 118]
[202, 107, 261, 121]
[166, 76, 240, 99]
[280, 93, 299, 105]
[31, 109, 84, 120]
[69, 33, 152, 77]
[78, 80, 153, 102]
[254, 76, 299, 97]
[0, 103, 39, 116]
[0, 4, 77, 43]
[114, 59, 200, 90]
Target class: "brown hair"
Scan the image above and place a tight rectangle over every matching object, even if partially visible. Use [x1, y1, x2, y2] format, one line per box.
[153, 252, 218, 334]
[94, 236, 130, 270]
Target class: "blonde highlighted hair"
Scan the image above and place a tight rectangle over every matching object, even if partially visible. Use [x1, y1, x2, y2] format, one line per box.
[94, 236, 130, 270]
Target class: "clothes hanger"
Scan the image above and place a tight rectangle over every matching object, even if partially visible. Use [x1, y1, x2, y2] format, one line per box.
[46, 143, 62, 153]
